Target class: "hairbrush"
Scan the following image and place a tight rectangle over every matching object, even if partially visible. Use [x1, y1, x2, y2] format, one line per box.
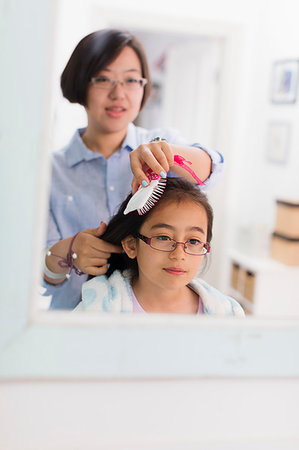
[124, 169, 167, 215]
[123, 154, 204, 216]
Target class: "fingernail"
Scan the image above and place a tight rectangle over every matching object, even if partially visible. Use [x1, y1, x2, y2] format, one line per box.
[160, 171, 166, 178]
[142, 180, 149, 187]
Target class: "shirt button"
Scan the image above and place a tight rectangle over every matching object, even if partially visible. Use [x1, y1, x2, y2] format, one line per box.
[109, 186, 115, 191]
[67, 195, 73, 202]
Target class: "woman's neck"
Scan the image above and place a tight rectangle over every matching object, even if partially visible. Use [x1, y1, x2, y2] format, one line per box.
[82, 126, 127, 159]
[132, 280, 198, 314]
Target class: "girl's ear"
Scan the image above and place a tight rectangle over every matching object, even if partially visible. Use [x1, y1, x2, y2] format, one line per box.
[121, 236, 137, 259]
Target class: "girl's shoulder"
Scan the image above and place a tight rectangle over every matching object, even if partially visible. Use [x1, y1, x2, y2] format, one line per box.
[79, 271, 133, 313]
[189, 278, 245, 317]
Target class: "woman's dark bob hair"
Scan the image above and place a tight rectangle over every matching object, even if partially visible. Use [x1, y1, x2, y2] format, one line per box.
[99, 177, 213, 279]
[61, 29, 151, 110]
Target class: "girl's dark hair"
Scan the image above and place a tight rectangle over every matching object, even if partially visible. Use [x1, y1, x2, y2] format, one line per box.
[61, 29, 151, 109]
[100, 177, 213, 278]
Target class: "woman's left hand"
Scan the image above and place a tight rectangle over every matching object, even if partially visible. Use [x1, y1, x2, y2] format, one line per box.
[130, 141, 174, 194]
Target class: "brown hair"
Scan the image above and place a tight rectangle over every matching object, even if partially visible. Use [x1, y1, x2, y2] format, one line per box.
[61, 29, 151, 109]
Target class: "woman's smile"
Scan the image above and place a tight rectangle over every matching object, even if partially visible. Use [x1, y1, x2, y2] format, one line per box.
[105, 105, 127, 118]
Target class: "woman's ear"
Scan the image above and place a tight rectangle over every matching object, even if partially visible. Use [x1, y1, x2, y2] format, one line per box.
[121, 236, 137, 259]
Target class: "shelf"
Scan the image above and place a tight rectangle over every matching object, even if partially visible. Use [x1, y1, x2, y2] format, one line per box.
[228, 247, 299, 317]
[229, 247, 299, 273]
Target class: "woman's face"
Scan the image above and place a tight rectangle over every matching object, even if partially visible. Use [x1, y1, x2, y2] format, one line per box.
[128, 199, 209, 292]
[85, 46, 144, 136]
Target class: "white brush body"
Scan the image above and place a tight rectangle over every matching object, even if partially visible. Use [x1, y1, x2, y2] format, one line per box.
[124, 177, 167, 215]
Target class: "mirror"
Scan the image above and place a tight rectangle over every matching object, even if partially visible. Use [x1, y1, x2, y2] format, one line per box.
[40, 4, 299, 318]
[1, 1, 299, 380]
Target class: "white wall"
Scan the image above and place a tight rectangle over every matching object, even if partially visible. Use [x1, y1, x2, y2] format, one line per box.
[2, 0, 299, 448]
[232, 2, 299, 232]
[1, 379, 299, 449]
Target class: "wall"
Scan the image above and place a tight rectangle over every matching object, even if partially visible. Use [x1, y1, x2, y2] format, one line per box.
[1, 379, 299, 449]
[233, 2, 299, 233]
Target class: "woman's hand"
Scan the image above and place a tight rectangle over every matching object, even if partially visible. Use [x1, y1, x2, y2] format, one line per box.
[72, 222, 122, 276]
[130, 141, 174, 194]
[45, 223, 122, 284]
[130, 141, 213, 193]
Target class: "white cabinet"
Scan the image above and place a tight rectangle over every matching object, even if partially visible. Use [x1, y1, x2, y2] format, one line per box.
[228, 248, 299, 317]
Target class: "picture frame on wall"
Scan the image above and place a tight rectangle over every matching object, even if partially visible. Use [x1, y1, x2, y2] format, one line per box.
[270, 59, 299, 104]
[266, 122, 291, 164]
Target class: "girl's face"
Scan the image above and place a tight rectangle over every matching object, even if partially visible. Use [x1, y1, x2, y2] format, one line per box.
[125, 199, 209, 292]
[85, 46, 144, 136]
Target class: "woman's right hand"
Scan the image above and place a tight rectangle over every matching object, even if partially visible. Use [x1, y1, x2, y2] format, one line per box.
[72, 222, 122, 276]
[129, 141, 174, 194]
[44, 223, 122, 284]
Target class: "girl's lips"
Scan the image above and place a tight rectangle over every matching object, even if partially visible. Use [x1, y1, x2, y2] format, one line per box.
[105, 107, 126, 118]
[163, 268, 186, 275]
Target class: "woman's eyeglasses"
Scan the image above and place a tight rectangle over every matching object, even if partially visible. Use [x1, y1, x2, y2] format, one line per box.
[135, 233, 210, 256]
[90, 76, 148, 91]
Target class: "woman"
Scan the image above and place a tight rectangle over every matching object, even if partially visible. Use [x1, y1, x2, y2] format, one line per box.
[44, 28, 224, 309]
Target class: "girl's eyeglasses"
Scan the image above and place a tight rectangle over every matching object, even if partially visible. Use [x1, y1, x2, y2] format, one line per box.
[135, 233, 210, 256]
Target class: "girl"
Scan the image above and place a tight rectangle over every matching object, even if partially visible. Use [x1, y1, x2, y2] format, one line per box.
[43, 29, 224, 310]
[76, 178, 244, 316]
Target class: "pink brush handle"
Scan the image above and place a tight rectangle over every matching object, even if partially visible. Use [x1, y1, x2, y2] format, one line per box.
[173, 155, 205, 186]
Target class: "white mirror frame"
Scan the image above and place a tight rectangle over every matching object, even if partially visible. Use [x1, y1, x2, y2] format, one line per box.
[1, 2, 299, 380]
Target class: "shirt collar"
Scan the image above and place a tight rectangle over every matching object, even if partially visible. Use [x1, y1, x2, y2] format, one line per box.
[65, 124, 138, 167]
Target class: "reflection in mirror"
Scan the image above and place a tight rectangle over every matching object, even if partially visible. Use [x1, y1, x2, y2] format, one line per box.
[38, 5, 299, 320]
[40, 25, 234, 315]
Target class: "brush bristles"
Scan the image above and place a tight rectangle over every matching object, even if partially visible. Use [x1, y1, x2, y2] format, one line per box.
[137, 178, 167, 215]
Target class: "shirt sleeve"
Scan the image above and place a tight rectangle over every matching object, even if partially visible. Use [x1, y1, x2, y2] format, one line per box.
[46, 207, 62, 248]
[191, 143, 224, 189]
[41, 206, 87, 309]
[42, 270, 89, 309]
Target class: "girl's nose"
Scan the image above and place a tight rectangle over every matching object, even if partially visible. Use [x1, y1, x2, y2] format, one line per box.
[169, 243, 186, 260]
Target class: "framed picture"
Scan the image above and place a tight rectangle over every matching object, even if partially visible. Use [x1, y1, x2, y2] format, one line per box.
[270, 59, 299, 104]
[266, 122, 291, 164]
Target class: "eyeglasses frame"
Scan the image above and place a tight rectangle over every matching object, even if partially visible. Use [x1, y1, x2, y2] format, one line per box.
[135, 232, 210, 256]
[90, 76, 148, 90]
